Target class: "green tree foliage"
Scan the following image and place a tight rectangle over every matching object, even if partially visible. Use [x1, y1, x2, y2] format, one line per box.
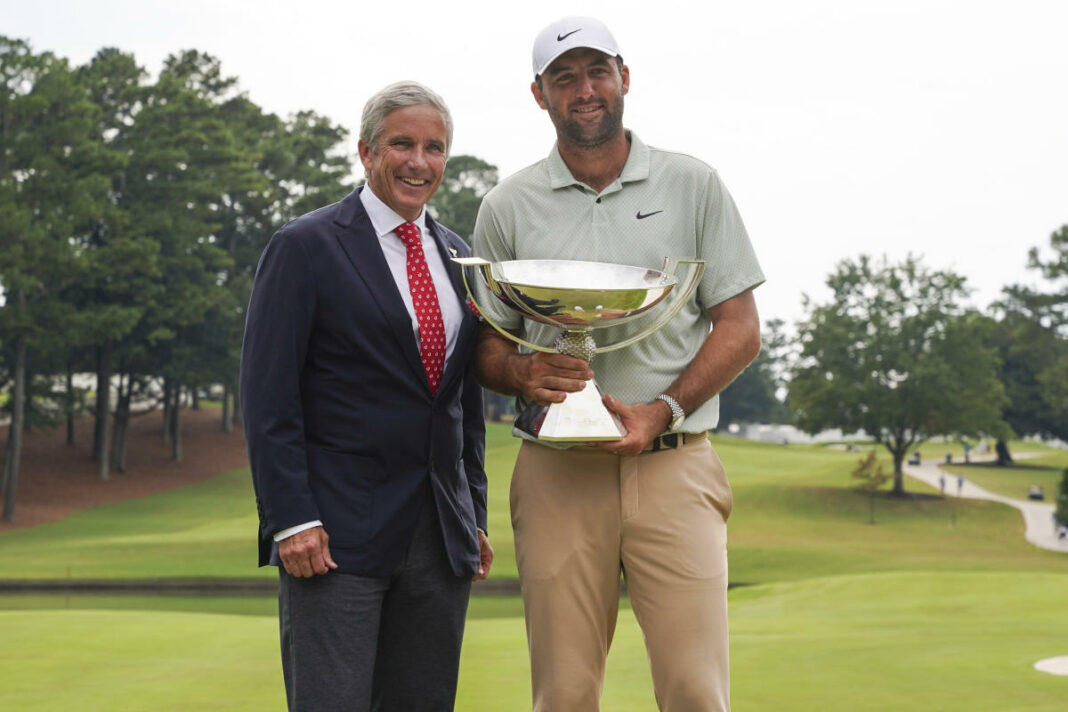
[789, 255, 1006, 494]
[719, 318, 792, 428]
[211, 101, 351, 431]
[0, 38, 108, 517]
[1055, 468, 1068, 527]
[997, 226, 1068, 447]
[73, 47, 160, 475]
[983, 305, 1067, 462]
[0, 39, 353, 510]
[427, 154, 498, 243]
[1014, 225, 1067, 329]
[83, 50, 351, 470]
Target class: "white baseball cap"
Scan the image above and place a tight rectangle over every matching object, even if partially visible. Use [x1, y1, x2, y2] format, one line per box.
[532, 16, 621, 78]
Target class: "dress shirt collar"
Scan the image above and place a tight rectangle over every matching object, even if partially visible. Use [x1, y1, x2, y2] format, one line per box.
[359, 185, 429, 239]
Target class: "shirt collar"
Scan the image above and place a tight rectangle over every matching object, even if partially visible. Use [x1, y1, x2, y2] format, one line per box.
[359, 184, 428, 238]
[546, 130, 651, 192]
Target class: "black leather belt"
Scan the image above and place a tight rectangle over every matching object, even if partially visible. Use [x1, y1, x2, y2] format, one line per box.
[646, 432, 706, 452]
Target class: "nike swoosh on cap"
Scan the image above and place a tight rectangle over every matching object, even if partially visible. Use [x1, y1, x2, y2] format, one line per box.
[636, 210, 663, 219]
[557, 29, 582, 41]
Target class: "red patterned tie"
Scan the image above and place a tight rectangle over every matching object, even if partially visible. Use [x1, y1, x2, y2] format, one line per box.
[395, 222, 445, 394]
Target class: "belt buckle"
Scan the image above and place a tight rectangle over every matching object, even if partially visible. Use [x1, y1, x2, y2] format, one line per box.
[650, 433, 680, 452]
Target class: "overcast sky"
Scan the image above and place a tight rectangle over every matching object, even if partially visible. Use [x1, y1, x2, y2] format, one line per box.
[7, 0, 1067, 325]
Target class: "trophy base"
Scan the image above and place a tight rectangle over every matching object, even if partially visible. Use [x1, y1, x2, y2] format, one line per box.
[514, 380, 625, 442]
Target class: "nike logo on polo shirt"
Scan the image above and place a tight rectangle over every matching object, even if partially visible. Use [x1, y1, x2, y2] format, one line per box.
[557, 29, 582, 41]
[636, 210, 663, 219]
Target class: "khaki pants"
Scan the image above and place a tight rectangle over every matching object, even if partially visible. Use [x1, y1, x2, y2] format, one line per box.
[511, 436, 733, 712]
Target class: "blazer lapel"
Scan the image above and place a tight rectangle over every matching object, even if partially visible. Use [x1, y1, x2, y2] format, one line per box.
[425, 215, 469, 302]
[333, 189, 427, 388]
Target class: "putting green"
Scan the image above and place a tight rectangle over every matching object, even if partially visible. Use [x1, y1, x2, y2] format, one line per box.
[3, 571, 1066, 711]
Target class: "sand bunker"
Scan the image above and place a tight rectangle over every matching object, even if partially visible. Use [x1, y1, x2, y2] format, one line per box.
[1033, 656, 1068, 675]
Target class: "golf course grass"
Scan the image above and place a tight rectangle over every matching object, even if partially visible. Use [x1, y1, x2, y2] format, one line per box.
[3, 572, 1066, 711]
[1, 425, 1066, 710]
[942, 449, 1068, 502]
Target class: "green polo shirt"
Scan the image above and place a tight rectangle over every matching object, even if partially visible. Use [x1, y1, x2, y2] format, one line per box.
[472, 132, 765, 434]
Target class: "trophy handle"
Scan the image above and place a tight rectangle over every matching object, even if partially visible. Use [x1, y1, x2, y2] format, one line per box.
[453, 257, 558, 354]
[596, 259, 706, 354]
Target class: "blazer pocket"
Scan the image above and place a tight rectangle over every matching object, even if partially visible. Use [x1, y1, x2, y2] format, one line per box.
[305, 446, 385, 547]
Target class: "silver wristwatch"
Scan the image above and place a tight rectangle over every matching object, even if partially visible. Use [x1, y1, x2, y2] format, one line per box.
[655, 394, 685, 431]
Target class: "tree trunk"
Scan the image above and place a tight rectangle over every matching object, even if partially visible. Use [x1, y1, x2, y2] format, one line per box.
[2, 336, 27, 522]
[889, 447, 906, 496]
[92, 349, 102, 460]
[233, 387, 242, 427]
[111, 375, 131, 473]
[93, 344, 113, 457]
[1, 432, 13, 498]
[172, 386, 183, 462]
[192, 387, 200, 410]
[161, 379, 171, 444]
[66, 362, 75, 446]
[96, 341, 112, 481]
[995, 439, 1014, 466]
[221, 383, 233, 432]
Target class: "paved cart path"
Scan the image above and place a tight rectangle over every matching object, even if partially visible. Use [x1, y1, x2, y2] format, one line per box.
[905, 456, 1068, 553]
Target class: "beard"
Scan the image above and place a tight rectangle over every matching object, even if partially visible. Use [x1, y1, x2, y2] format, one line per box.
[548, 95, 625, 148]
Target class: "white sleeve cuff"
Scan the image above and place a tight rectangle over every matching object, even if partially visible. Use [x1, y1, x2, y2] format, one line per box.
[273, 520, 324, 542]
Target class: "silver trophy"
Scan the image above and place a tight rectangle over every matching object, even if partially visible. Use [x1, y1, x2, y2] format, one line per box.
[454, 257, 705, 442]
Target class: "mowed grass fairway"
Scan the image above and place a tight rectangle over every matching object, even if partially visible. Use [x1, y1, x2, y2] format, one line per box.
[4, 573, 1067, 712]
[1, 425, 1066, 710]
[943, 449, 1068, 503]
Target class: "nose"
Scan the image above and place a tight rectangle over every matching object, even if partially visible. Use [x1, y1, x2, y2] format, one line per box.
[406, 146, 429, 170]
[575, 73, 595, 98]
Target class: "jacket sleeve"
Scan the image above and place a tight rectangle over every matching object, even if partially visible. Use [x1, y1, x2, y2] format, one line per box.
[461, 354, 488, 534]
[452, 233, 488, 534]
[240, 226, 321, 537]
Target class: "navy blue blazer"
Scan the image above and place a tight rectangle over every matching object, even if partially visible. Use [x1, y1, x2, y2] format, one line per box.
[240, 187, 487, 577]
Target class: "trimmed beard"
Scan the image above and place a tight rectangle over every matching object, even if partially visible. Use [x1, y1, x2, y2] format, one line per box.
[549, 97, 625, 149]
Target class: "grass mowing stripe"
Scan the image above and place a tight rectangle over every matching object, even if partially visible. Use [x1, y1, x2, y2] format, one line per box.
[3, 572, 1066, 711]
[0, 431, 1063, 584]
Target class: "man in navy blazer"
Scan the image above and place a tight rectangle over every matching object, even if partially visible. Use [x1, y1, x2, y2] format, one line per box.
[240, 81, 492, 712]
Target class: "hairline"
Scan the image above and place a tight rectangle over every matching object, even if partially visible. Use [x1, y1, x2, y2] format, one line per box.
[360, 81, 454, 155]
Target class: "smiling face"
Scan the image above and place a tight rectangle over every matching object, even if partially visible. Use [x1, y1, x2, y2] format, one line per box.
[358, 103, 448, 221]
[532, 47, 629, 149]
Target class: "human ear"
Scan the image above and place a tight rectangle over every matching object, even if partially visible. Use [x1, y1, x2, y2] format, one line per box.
[531, 81, 548, 110]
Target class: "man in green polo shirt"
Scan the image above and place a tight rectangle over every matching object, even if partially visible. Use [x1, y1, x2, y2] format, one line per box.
[473, 16, 765, 712]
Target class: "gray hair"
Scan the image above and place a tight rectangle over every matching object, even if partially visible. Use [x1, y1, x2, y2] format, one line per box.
[360, 81, 454, 155]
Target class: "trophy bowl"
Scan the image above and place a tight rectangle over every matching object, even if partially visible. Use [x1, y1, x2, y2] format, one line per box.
[455, 257, 705, 442]
[480, 260, 678, 329]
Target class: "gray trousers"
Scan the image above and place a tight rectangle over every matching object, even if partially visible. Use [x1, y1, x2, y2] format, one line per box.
[278, 500, 472, 711]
